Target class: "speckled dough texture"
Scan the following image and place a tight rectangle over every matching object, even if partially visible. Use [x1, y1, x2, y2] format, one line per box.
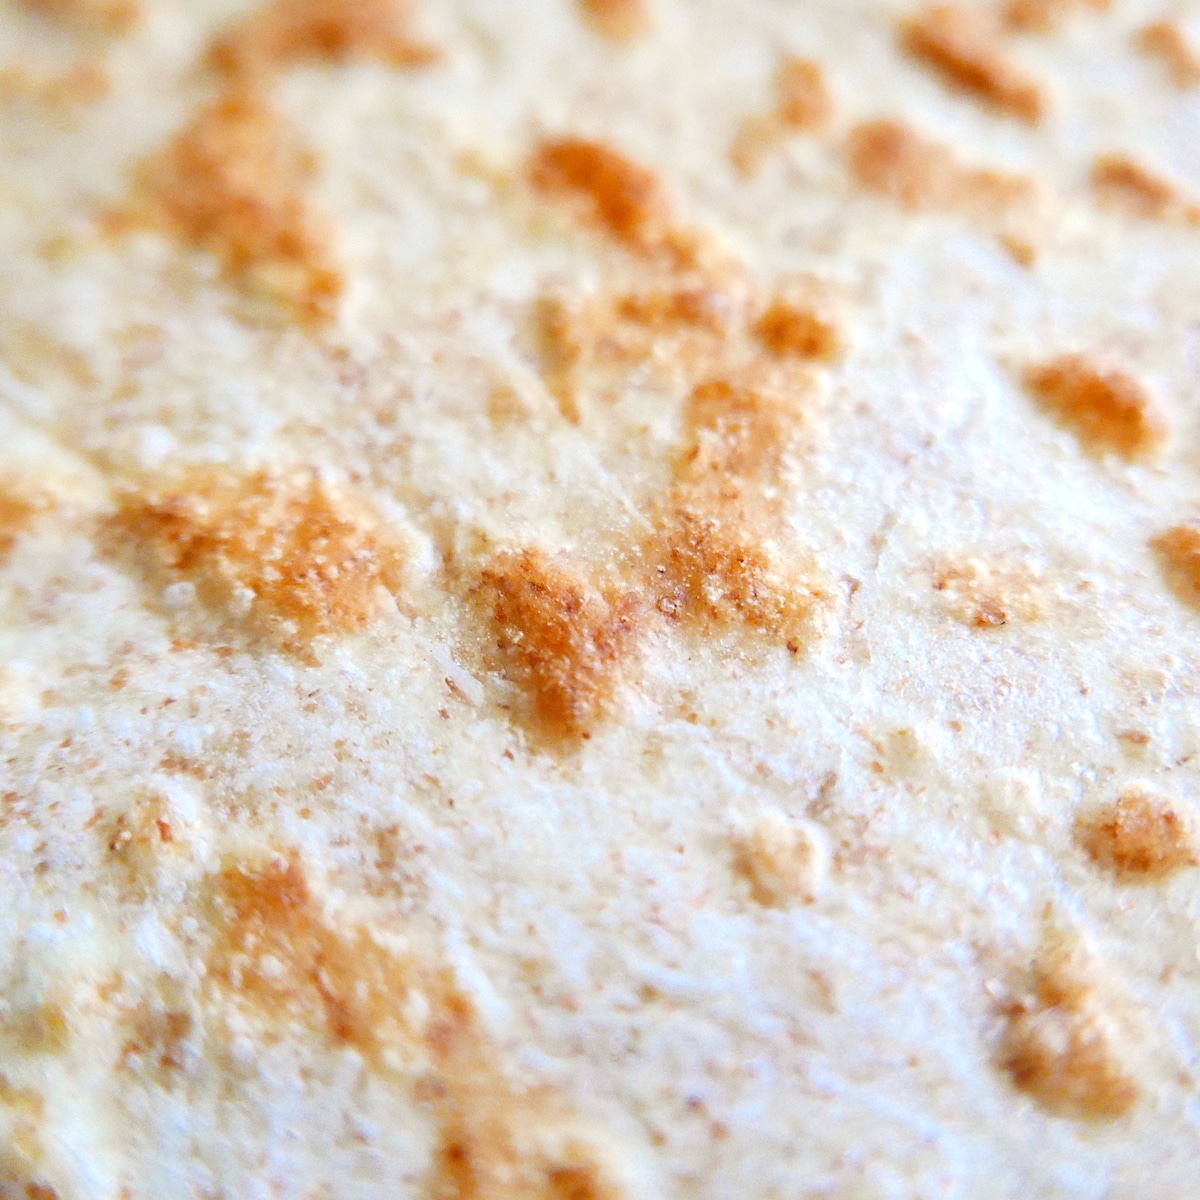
[3, 1, 1200, 1197]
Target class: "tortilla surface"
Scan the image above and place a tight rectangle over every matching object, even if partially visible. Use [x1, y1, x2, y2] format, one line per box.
[2, 1, 1200, 1196]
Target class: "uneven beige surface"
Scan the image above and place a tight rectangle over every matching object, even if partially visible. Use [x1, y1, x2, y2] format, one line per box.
[3, 1, 1200, 1197]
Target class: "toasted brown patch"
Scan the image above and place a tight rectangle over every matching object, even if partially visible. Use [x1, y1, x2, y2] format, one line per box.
[1152, 522, 1200, 609]
[0, 480, 68, 557]
[19, 0, 138, 33]
[117, 1004, 192, 1082]
[576, 0, 649, 42]
[774, 57, 833, 131]
[730, 57, 831, 174]
[477, 549, 641, 742]
[1090, 153, 1200, 224]
[127, 90, 341, 324]
[208, 0, 437, 82]
[528, 137, 682, 260]
[206, 854, 629, 1197]
[677, 378, 802, 484]
[729, 121, 777, 178]
[752, 297, 841, 364]
[734, 812, 829, 907]
[653, 505, 822, 648]
[431, 1070, 630, 1200]
[5, 1000, 69, 1056]
[901, 5, 1044, 123]
[0, 61, 111, 108]
[110, 467, 404, 656]
[0, 1164, 57, 1200]
[0, 1076, 44, 1114]
[531, 294, 583, 424]
[529, 285, 732, 423]
[1002, 0, 1109, 33]
[1022, 354, 1167, 460]
[0, 490, 40, 562]
[847, 119, 1035, 216]
[1077, 790, 1198, 883]
[1136, 20, 1200, 87]
[612, 287, 728, 336]
[205, 856, 419, 1061]
[1000, 934, 1139, 1120]
[654, 376, 824, 647]
[0, 1076, 52, 1199]
[998, 232, 1036, 266]
[933, 559, 1040, 628]
[599, 285, 731, 376]
[0, 1155, 57, 1200]
[99, 794, 178, 902]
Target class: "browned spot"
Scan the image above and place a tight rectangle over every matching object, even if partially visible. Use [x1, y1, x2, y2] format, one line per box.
[1152, 522, 1200, 609]
[476, 549, 640, 742]
[653, 505, 823, 647]
[613, 287, 727, 336]
[0, 1077, 43, 1115]
[933, 559, 1040, 628]
[531, 295, 583, 424]
[366, 823, 430, 900]
[126, 91, 341, 324]
[0, 481, 65, 559]
[433, 1132, 627, 1199]
[158, 751, 211, 779]
[117, 1005, 192, 1082]
[999, 232, 1036, 266]
[729, 121, 777, 178]
[0, 1157, 58, 1200]
[208, 0, 437, 82]
[99, 795, 178, 901]
[0, 62, 111, 108]
[901, 5, 1044, 123]
[19, 0, 138, 33]
[487, 383, 533, 428]
[652, 377, 824, 647]
[0, 1077, 52, 1199]
[0, 321, 97, 392]
[576, 0, 649, 42]
[1137, 20, 1200, 87]
[774, 57, 833, 131]
[1022, 354, 1167, 460]
[205, 855, 629, 1197]
[1000, 934, 1139, 1120]
[0, 491, 39, 562]
[847, 119, 1035, 216]
[0, 1143, 50, 1194]
[1077, 790, 1198, 882]
[752, 297, 841, 364]
[1002, 0, 1110, 33]
[110, 467, 404, 657]
[205, 856, 418, 1060]
[529, 284, 732, 423]
[598, 285, 732, 375]
[677, 378, 802, 484]
[429, 1015, 630, 1200]
[1090, 153, 1200, 224]
[528, 137, 686, 261]
[4, 1001, 68, 1056]
[730, 57, 831, 174]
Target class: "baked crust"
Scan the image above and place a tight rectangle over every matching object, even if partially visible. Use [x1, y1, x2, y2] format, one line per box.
[2, 1, 1200, 1196]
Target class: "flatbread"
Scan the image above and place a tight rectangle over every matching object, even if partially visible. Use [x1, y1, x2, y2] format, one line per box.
[3, 1, 1200, 1196]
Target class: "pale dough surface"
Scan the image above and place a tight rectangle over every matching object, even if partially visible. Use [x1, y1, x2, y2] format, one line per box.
[2, 1, 1200, 1197]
